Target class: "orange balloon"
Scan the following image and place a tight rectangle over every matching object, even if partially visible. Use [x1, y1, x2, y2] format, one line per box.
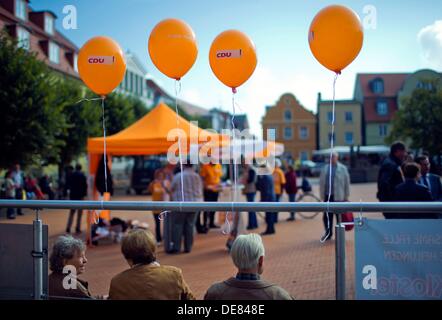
[308, 5, 363, 73]
[148, 18, 198, 80]
[209, 30, 257, 92]
[77, 36, 126, 96]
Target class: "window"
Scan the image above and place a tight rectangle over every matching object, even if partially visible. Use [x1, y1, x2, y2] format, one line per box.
[15, 0, 27, 20]
[299, 126, 309, 140]
[124, 72, 128, 91]
[135, 75, 139, 95]
[284, 127, 292, 140]
[376, 101, 388, 115]
[17, 27, 30, 51]
[45, 15, 54, 35]
[74, 54, 78, 72]
[345, 111, 353, 123]
[379, 124, 388, 137]
[345, 132, 354, 145]
[284, 109, 292, 121]
[372, 79, 384, 94]
[130, 72, 133, 92]
[300, 151, 309, 161]
[49, 42, 59, 64]
[417, 81, 434, 91]
[328, 133, 335, 143]
[267, 128, 277, 140]
[327, 111, 333, 124]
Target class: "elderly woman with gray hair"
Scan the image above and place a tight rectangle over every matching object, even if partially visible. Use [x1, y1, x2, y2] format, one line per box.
[204, 234, 293, 300]
[48, 235, 94, 299]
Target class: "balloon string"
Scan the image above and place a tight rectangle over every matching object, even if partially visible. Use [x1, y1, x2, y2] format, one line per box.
[321, 73, 339, 243]
[101, 96, 108, 195]
[75, 97, 102, 105]
[175, 79, 185, 202]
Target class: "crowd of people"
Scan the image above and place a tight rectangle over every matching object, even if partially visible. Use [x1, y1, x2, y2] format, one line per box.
[48, 231, 293, 300]
[2, 163, 55, 219]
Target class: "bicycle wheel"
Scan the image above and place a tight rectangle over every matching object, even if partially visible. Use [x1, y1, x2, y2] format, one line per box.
[296, 192, 321, 219]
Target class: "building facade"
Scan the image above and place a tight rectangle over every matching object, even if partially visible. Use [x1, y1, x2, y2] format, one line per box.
[116, 52, 154, 107]
[0, 0, 79, 79]
[262, 93, 316, 161]
[354, 73, 408, 146]
[317, 93, 362, 150]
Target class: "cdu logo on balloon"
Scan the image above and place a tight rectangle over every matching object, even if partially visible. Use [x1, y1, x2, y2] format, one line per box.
[87, 56, 115, 64]
[216, 50, 242, 59]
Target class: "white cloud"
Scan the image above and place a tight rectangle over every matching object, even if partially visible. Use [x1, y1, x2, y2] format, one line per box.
[418, 20, 442, 68]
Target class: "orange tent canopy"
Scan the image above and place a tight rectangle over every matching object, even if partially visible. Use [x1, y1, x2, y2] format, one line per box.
[87, 102, 223, 155]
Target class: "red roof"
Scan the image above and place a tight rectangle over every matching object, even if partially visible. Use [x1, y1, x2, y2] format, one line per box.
[356, 73, 409, 98]
[356, 73, 409, 123]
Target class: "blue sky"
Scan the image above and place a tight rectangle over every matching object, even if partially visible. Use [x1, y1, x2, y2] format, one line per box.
[33, 0, 442, 136]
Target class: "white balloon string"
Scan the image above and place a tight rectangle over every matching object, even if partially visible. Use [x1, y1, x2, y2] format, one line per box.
[158, 210, 169, 221]
[101, 96, 108, 196]
[321, 73, 339, 243]
[175, 80, 185, 202]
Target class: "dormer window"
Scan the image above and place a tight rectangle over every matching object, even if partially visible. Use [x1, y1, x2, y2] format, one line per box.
[74, 54, 78, 72]
[45, 15, 54, 35]
[15, 0, 27, 21]
[49, 42, 59, 64]
[371, 78, 384, 94]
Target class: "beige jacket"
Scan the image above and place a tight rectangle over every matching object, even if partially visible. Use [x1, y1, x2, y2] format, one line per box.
[204, 277, 294, 300]
[319, 162, 350, 201]
[109, 263, 195, 300]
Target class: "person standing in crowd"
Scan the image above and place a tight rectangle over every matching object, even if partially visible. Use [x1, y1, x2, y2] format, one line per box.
[319, 152, 350, 242]
[272, 159, 286, 223]
[147, 169, 171, 244]
[66, 164, 88, 234]
[204, 234, 293, 300]
[285, 165, 298, 221]
[5, 170, 17, 219]
[392, 162, 438, 219]
[198, 162, 223, 232]
[12, 163, 24, 215]
[96, 157, 114, 196]
[168, 163, 203, 254]
[256, 164, 276, 235]
[63, 165, 74, 199]
[39, 174, 55, 200]
[416, 155, 442, 202]
[377, 142, 407, 219]
[241, 163, 258, 230]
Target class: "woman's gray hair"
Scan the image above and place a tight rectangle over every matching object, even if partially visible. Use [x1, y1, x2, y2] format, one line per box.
[49, 235, 85, 273]
[230, 234, 265, 270]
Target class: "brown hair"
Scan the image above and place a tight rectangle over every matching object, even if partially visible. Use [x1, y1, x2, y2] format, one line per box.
[121, 229, 156, 265]
[403, 162, 421, 179]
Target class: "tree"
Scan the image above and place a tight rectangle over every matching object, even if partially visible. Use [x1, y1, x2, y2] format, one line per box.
[102, 93, 138, 135]
[388, 79, 442, 156]
[0, 31, 64, 169]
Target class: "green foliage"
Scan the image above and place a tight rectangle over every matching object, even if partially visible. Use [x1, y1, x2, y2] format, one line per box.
[388, 79, 442, 155]
[0, 31, 64, 169]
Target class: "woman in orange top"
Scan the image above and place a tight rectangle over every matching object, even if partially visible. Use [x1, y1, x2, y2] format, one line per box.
[272, 159, 286, 223]
[199, 163, 223, 231]
[147, 169, 171, 244]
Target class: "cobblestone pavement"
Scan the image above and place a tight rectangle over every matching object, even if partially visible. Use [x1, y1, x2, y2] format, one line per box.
[1, 183, 383, 299]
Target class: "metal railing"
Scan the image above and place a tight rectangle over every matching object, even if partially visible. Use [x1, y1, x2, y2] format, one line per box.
[1, 200, 442, 301]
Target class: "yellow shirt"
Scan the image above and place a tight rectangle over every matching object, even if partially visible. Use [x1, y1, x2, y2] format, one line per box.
[273, 168, 286, 195]
[200, 164, 222, 190]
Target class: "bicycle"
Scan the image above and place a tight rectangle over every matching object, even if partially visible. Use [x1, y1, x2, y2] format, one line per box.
[295, 190, 321, 219]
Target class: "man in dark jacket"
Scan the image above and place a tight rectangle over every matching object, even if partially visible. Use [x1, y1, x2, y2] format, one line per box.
[392, 162, 438, 219]
[416, 155, 442, 201]
[66, 164, 88, 234]
[256, 166, 276, 235]
[377, 142, 407, 219]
